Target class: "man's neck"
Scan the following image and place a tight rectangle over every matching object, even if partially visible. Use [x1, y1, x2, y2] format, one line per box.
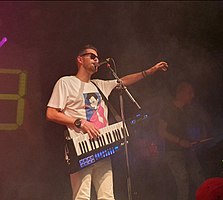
[76, 71, 91, 83]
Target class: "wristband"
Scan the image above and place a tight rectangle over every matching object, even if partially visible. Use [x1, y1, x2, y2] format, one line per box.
[74, 118, 82, 128]
[141, 70, 147, 78]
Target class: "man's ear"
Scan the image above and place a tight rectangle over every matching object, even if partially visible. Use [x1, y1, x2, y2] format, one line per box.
[77, 56, 83, 65]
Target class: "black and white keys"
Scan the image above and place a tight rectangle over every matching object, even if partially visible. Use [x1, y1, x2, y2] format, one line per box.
[70, 121, 128, 156]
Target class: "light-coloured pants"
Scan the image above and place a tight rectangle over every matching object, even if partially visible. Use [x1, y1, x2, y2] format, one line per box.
[70, 158, 115, 200]
[166, 151, 205, 200]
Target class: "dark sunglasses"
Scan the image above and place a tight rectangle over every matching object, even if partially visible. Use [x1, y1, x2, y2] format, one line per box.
[80, 53, 99, 60]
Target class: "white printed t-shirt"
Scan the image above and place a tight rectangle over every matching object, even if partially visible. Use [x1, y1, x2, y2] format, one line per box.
[47, 76, 117, 137]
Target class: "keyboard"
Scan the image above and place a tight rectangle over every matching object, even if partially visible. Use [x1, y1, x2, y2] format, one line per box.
[64, 121, 129, 173]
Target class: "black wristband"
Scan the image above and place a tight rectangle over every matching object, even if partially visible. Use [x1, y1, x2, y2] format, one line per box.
[74, 118, 82, 128]
[142, 70, 147, 78]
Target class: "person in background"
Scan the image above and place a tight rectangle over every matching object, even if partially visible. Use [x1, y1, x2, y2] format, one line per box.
[46, 44, 168, 200]
[158, 81, 209, 200]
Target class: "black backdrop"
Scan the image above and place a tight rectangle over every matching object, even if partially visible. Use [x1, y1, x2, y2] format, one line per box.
[0, 2, 223, 200]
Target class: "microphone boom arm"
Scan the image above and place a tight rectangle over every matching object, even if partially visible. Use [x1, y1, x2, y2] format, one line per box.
[107, 62, 141, 110]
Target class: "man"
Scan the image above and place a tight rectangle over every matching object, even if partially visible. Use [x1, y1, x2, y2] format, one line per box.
[158, 81, 207, 200]
[46, 44, 168, 200]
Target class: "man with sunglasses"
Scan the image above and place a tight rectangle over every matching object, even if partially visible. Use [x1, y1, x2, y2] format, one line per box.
[46, 44, 168, 200]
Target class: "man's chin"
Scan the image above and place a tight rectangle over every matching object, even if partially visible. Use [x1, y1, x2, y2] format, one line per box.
[90, 68, 98, 75]
[94, 67, 99, 72]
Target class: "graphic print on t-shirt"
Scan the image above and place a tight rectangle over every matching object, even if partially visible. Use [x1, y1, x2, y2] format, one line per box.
[84, 92, 107, 129]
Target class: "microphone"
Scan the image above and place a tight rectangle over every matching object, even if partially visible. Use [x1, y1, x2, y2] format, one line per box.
[97, 58, 112, 67]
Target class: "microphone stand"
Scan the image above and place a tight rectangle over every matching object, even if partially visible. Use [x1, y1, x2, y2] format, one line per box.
[106, 60, 141, 200]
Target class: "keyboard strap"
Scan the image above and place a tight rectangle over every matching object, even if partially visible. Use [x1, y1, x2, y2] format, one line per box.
[91, 81, 122, 122]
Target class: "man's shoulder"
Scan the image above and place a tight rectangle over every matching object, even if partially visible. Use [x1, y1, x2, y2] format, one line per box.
[57, 75, 77, 83]
[92, 79, 118, 96]
[92, 79, 117, 86]
[59, 75, 75, 81]
[159, 100, 175, 116]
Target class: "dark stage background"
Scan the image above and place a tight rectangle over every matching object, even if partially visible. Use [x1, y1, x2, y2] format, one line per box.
[0, 2, 223, 200]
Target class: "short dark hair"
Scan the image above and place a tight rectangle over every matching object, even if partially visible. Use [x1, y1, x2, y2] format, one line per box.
[175, 81, 193, 95]
[77, 44, 98, 56]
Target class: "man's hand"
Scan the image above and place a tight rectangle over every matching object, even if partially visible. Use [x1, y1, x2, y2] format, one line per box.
[152, 61, 168, 72]
[178, 139, 193, 148]
[79, 119, 100, 139]
[144, 61, 168, 76]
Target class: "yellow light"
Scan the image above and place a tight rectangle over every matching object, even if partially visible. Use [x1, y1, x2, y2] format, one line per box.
[0, 68, 27, 130]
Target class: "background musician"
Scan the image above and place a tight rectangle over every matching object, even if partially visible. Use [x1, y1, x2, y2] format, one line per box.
[158, 81, 212, 200]
[46, 44, 168, 200]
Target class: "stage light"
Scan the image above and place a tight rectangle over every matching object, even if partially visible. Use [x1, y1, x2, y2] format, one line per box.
[0, 37, 7, 48]
[130, 113, 148, 125]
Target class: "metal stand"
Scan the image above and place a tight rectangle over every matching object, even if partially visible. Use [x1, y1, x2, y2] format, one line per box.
[106, 59, 141, 200]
